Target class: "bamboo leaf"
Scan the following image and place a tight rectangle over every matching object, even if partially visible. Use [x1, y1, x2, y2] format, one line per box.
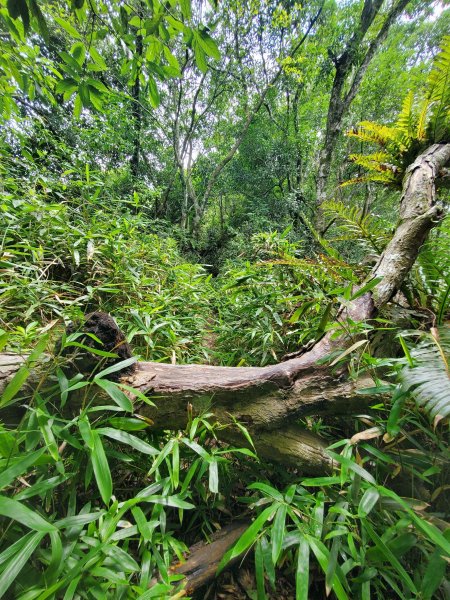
[0, 531, 45, 599]
[217, 504, 278, 574]
[0, 495, 56, 532]
[91, 431, 112, 504]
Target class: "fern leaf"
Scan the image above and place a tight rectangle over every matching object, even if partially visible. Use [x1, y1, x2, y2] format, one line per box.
[416, 97, 432, 141]
[347, 121, 399, 147]
[396, 90, 416, 140]
[322, 199, 390, 254]
[426, 35, 450, 142]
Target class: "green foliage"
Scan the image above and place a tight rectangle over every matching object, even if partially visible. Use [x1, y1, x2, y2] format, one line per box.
[345, 36, 450, 188]
[322, 200, 391, 255]
[0, 2, 449, 598]
[0, 335, 251, 598]
[0, 180, 215, 362]
[214, 230, 358, 366]
[415, 215, 450, 323]
[0, 0, 220, 119]
[220, 429, 450, 600]
[398, 326, 450, 421]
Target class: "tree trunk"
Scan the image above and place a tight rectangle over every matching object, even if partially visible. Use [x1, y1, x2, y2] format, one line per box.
[316, 0, 411, 227]
[130, 32, 143, 182]
[1, 145, 449, 472]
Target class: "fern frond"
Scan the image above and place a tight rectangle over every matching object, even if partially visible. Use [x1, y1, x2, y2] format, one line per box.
[416, 97, 432, 141]
[265, 255, 354, 284]
[346, 121, 399, 147]
[426, 35, 450, 142]
[322, 199, 390, 253]
[417, 215, 450, 322]
[340, 175, 375, 187]
[400, 326, 450, 419]
[396, 90, 416, 140]
[349, 152, 401, 174]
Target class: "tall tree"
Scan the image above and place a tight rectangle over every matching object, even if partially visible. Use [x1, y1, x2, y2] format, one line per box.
[316, 0, 412, 229]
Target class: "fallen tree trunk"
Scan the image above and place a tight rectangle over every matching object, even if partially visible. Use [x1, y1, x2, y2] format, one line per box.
[166, 521, 249, 596]
[1, 144, 449, 472]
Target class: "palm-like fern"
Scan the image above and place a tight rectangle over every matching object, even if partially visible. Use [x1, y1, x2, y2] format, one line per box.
[400, 326, 450, 420]
[344, 36, 450, 188]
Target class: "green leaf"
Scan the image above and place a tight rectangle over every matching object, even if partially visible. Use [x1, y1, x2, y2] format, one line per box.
[107, 417, 149, 431]
[78, 415, 94, 449]
[148, 76, 160, 108]
[54, 512, 103, 529]
[37, 410, 59, 462]
[15, 475, 69, 501]
[131, 506, 152, 541]
[363, 520, 417, 594]
[197, 30, 220, 59]
[306, 536, 349, 600]
[29, 0, 49, 42]
[271, 503, 287, 565]
[289, 301, 315, 323]
[1, 354, 35, 408]
[377, 486, 450, 555]
[248, 482, 283, 501]
[181, 437, 210, 460]
[0, 448, 45, 490]
[179, 0, 192, 20]
[96, 428, 158, 455]
[296, 537, 309, 600]
[421, 550, 446, 599]
[358, 487, 379, 517]
[94, 357, 137, 379]
[89, 47, 107, 70]
[60, 51, 83, 75]
[255, 540, 267, 600]
[301, 476, 342, 487]
[350, 278, 382, 300]
[0, 495, 56, 532]
[192, 40, 207, 72]
[95, 378, 133, 412]
[102, 544, 139, 572]
[327, 450, 376, 484]
[140, 494, 194, 509]
[78, 81, 90, 107]
[91, 431, 112, 504]
[208, 459, 218, 493]
[329, 339, 368, 367]
[73, 93, 83, 118]
[137, 583, 174, 599]
[86, 78, 109, 94]
[217, 504, 278, 574]
[7, 0, 29, 30]
[54, 16, 82, 39]
[55, 78, 79, 95]
[0, 531, 45, 598]
[72, 42, 86, 66]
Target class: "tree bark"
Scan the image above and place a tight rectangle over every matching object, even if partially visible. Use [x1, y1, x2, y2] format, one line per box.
[130, 32, 143, 181]
[1, 145, 449, 471]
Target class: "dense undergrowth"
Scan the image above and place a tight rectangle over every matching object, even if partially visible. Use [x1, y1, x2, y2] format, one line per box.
[1, 179, 449, 599]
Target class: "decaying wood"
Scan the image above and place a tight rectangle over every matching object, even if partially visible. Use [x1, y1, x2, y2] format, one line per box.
[165, 521, 249, 596]
[1, 144, 449, 472]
